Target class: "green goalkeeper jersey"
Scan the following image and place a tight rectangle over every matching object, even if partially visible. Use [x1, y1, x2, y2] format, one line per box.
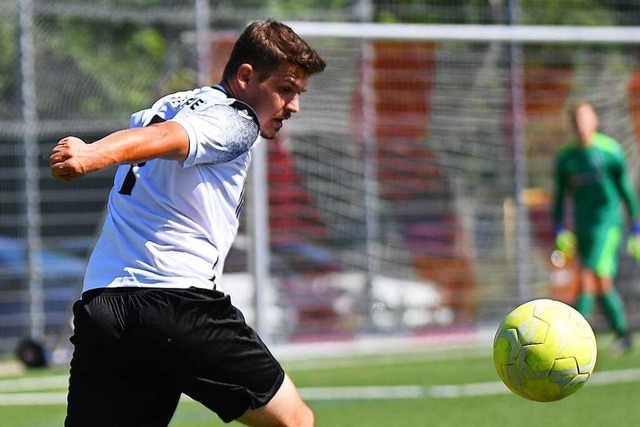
[552, 132, 640, 236]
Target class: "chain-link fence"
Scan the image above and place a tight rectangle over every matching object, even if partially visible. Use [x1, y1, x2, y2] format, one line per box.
[4, 0, 640, 364]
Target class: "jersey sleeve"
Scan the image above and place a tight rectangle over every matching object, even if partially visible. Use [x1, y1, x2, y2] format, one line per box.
[173, 101, 260, 167]
[611, 143, 640, 223]
[129, 89, 198, 128]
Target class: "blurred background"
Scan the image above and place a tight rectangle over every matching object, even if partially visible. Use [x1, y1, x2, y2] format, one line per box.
[3, 0, 640, 365]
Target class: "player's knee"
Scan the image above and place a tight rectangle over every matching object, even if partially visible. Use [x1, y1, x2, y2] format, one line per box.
[236, 382, 314, 427]
[276, 375, 314, 426]
[297, 404, 314, 427]
[281, 403, 314, 427]
[277, 398, 314, 427]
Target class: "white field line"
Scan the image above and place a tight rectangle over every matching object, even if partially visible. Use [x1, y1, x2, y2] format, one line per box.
[0, 375, 68, 392]
[0, 392, 67, 405]
[283, 347, 491, 371]
[1, 368, 639, 405]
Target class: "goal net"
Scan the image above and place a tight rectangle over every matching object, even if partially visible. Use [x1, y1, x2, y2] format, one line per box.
[8, 14, 640, 360]
[232, 22, 640, 341]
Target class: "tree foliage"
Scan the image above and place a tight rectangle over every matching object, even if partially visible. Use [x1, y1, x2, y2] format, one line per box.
[2, 0, 633, 122]
[0, 16, 17, 119]
[44, 18, 173, 117]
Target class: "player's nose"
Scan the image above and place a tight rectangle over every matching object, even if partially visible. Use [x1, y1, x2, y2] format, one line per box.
[286, 94, 300, 114]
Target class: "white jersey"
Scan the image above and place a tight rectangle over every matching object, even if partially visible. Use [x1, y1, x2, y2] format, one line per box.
[83, 85, 260, 292]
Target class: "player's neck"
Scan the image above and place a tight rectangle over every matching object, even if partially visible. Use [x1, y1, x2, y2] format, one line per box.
[577, 131, 596, 147]
[212, 83, 227, 94]
[217, 80, 239, 100]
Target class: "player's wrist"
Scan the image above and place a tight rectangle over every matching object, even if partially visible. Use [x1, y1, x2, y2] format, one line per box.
[553, 224, 565, 237]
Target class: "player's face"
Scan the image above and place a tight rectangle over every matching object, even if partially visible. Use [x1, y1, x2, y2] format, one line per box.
[245, 65, 308, 139]
[572, 104, 599, 145]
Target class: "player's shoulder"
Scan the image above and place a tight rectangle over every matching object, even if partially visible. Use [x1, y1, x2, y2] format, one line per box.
[211, 98, 260, 128]
[556, 142, 578, 159]
[592, 132, 624, 156]
[187, 87, 259, 127]
[176, 87, 260, 152]
[592, 132, 621, 149]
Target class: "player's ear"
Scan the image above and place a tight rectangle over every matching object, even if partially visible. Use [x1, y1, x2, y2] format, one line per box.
[236, 64, 253, 90]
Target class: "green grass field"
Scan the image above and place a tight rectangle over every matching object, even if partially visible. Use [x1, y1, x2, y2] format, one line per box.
[1, 333, 639, 426]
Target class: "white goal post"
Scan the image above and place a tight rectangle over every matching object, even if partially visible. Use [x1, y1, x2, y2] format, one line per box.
[288, 22, 640, 44]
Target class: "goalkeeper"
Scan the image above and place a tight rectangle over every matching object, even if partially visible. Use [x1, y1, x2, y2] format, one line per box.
[552, 101, 640, 354]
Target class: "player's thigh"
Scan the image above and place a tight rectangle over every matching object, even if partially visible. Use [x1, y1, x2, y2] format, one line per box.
[65, 298, 181, 427]
[577, 225, 621, 278]
[170, 288, 286, 423]
[66, 366, 181, 427]
[235, 374, 314, 427]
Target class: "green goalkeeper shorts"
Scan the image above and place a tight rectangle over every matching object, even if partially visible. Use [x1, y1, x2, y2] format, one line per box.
[577, 224, 622, 278]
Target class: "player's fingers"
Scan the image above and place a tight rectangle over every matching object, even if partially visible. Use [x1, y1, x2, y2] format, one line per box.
[49, 154, 72, 169]
[49, 152, 65, 166]
[50, 166, 66, 178]
[52, 139, 68, 153]
[50, 143, 68, 152]
[56, 136, 73, 146]
[50, 162, 76, 181]
[49, 142, 71, 165]
[50, 137, 75, 155]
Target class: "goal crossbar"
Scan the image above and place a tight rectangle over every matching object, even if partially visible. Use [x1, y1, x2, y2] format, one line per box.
[287, 22, 640, 44]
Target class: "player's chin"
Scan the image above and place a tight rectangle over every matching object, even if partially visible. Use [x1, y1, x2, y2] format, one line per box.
[259, 120, 284, 140]
[259, 129, 278, 140]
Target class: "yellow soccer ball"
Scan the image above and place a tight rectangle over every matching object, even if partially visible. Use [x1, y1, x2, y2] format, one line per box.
[493, 298, 597, 402]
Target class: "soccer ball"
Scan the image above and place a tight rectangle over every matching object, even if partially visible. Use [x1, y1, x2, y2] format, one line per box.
[493, 298, 597, 402]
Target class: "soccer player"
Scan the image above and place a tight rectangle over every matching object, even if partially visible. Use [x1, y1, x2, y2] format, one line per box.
[552, 101, 640, 354]
[49, 19, 325, 427]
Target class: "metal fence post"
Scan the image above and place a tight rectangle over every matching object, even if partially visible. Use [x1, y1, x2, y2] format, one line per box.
[19, 0, 44, 342]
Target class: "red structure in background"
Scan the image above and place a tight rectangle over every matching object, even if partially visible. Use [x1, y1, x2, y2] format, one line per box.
[627, 70, 640, 146]
[520, 65, 574, 251]
[518, 65, 579, 304]
[266, 139, 327, 241]
[355, 41, 477, 321]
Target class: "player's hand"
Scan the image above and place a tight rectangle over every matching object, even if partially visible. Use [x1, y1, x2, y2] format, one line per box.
[554, 229, 576, 260]
[627, 235, 640, 263]
[627, 221, 640, 263]
[49, 136, 90, 181]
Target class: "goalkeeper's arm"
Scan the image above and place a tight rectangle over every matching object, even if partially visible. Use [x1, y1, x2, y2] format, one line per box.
[627, 220, 640, 262]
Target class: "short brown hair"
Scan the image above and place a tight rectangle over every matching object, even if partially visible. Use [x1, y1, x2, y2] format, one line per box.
[222, 19, 326, 81]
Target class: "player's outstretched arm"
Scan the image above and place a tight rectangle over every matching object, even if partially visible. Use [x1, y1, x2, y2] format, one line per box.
[49, 121, 189, 181]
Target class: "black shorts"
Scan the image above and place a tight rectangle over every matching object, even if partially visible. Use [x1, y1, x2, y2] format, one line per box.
[64, 286, 285, 426]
